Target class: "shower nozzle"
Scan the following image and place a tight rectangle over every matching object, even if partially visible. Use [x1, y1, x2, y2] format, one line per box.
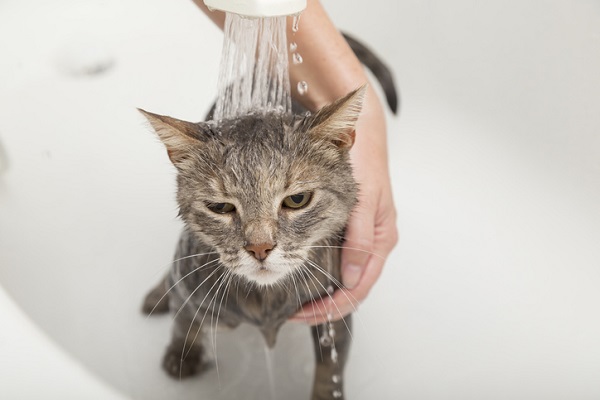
[204, 0, 306, 17]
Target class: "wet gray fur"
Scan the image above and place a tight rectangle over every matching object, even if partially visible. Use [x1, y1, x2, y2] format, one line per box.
[141, 87, 366, 400]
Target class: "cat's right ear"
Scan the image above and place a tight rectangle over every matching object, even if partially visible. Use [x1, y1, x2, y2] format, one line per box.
[305, 85, 367, 150]
[138, 109, 207, 167]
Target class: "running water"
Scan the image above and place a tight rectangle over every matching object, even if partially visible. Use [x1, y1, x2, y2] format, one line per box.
[214, 13, 291, 120]
[263, 345, 277, 400]
[321, 281, 344, 398]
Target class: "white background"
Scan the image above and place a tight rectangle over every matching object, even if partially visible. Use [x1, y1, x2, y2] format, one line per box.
[1, 0, 599, 399]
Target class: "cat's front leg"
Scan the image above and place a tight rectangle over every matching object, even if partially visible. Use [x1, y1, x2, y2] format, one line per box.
[141, 275, 170, 315]
[162, 314, 206, 379]
[310, 315, 352, 400]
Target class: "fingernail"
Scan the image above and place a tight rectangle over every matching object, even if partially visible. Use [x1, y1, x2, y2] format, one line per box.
[342, 264, 362, 289]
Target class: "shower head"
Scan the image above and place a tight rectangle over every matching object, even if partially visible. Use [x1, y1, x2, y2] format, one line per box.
[204, 0, 306, 18]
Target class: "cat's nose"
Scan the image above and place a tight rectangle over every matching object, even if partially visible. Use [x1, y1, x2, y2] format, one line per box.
[245, 242, 275, 261]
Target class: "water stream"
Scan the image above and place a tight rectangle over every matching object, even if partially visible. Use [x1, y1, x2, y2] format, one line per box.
[263, 345, 277, 400]
[214, 13, 291, 120]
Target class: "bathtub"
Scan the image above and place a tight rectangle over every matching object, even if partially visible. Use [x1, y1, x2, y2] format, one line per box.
[1, 0, 599, 399]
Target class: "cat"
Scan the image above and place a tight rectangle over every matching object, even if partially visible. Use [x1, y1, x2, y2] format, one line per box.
[140, 86, 366, 400]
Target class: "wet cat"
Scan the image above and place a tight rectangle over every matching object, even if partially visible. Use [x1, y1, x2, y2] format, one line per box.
[141, 86, 366, 400]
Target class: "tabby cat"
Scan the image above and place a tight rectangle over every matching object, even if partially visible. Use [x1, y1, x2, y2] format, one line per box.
[141, 86, 366, 400]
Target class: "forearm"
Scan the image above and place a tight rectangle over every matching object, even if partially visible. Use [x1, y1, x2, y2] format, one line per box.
[286, 1, 367, 110]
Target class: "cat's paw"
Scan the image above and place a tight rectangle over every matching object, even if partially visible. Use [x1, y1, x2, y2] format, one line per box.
[141, 285, 169, 316]
[162, 344, 203, 379]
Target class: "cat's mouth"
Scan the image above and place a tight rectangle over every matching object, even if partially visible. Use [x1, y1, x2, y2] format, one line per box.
[222, 249, 300, 286]
[248, 265, 285, 285]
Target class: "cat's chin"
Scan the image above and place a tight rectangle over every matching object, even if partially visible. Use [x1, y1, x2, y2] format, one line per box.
[246, 268, 287, 286]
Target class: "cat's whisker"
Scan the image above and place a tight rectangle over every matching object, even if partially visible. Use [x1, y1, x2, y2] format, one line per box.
[300, 263, 353, 341]
[277, 274, 295, 298]
[180, 267, 228, 364]
[173, 265, 223, 321]
[179, 271, 227, 381]
[289, 270, 303, 310]
[152, 251, 219, 276]
[189, 270, 228, 359]
[302, 256, 362, 311]
[297, 267, 328, 354]
[303, 257, 367, 333]
[209, 269, 232, 388]
[146, 258, 220, 319]
[298, 266, 331, 360]
[214, 271, 234, 363]
[171, 251, 219, 266]
[303, 245, 386, 260]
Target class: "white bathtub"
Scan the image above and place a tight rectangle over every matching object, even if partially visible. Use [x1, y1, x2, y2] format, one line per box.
[1, 0, 599, 399]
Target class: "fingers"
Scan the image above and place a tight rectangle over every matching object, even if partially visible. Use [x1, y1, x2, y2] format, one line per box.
[289, 189, 397, 325]
[289, 256, 385, 325]
[289, 287, 358, 325]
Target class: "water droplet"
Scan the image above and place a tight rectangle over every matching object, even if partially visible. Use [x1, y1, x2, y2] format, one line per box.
[332, 374, 341, 383]
[304, 111, 312, 117]
[329, 327, 336, 338]
[292, 14, 301, 33]
[320, 334, 332, 347]
[289, 42, 298, 52]
[292, 52, 303, 65]
[327, 285, 334, 294]
[297, 81, 308, 95]
[333, 389, 343, 398]
[326, 312, 333, 321]
[331, 348, 338, 363]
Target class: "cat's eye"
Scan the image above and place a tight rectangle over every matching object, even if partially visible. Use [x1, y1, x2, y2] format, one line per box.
[282, 192, 312, 209]
[206, 202, 236, 214]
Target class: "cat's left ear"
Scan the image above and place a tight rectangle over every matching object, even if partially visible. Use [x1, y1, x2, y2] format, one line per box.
[306, 85, 367, 150]
[138, 109, 209, 166]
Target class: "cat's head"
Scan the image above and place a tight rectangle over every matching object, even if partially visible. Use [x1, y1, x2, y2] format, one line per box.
[140, 87, 365, 286]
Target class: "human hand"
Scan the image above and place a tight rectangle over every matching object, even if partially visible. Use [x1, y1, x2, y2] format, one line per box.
[290, 87, 398, 325]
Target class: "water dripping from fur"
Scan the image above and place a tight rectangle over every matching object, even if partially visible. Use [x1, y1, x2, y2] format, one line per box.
[263, 344, 277, 400]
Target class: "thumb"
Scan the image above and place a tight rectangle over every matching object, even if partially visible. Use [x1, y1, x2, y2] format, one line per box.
[341, 205, 374, 289]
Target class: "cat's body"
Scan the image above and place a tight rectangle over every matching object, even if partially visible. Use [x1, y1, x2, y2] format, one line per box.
[141, 32, 397, 400]
[141, 89, 364, 400]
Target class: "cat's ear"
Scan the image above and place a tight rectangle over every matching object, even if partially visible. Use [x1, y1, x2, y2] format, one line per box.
[306, 85, 367, 150]
[138, 109, 208, 166]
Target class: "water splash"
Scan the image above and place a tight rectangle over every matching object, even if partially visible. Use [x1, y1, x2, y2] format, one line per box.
[214, 13, 291, 120]
[319, 333, 333, 347]
[297, 81, 308, 95]
[291, 13, 301, 33]
[330, 347, 338, 363]
[292, 52, 303, 65]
